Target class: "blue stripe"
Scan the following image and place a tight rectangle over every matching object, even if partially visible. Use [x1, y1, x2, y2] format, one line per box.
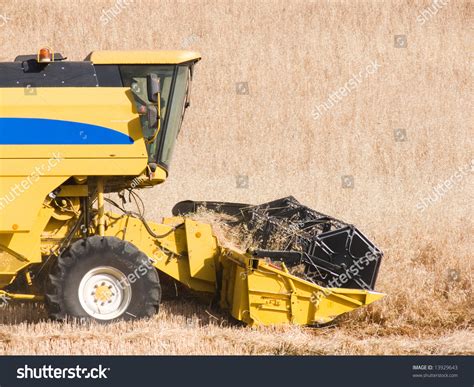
[0, 118, 134, 145]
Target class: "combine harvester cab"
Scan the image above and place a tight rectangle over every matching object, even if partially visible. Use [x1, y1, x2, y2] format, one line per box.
[0, 48, 384, 326]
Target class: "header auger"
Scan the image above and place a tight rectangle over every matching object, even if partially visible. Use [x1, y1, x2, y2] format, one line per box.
[0, 48, 384, 325]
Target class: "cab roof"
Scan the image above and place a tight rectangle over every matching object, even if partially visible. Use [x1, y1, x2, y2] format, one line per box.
[87, 50, 201, 65]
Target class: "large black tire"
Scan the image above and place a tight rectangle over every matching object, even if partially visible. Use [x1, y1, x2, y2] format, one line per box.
[46, 236, 161, 322]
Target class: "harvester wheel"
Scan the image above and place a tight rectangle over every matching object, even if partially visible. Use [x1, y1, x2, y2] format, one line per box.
[46, 236, 161, 322]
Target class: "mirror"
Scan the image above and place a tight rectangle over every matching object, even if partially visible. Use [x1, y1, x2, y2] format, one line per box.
[147, 73, 160, 103]
[147, 104, 158, 128]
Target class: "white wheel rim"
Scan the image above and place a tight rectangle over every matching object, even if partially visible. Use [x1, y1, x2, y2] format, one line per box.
[78, 266, 132, 320]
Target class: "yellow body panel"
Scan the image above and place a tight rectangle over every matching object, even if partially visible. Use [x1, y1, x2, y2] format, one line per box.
[0, 87, 166, 232]
[104, 214, 216, 293]
[0, 176, 66, 231]
[89, 50, 201, 65]
[0, 88, 147, 159]
[218, 249, 384, 326]
[184, 219, 218, 283]
[0, 206, 54, 286]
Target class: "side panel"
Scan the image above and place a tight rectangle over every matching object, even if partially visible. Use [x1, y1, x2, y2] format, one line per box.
[185, 219, 217, 282]
[0, 87, 147, 159]
[104, 214, 216, 293]
[0, 206, 54, 286]
[0, 87, 158, 232]
[229, 259, 385, 326]
[0, 176, 65, 231]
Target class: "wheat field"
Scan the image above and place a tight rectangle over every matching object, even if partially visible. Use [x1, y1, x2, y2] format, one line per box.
[0, 0, 472, 355]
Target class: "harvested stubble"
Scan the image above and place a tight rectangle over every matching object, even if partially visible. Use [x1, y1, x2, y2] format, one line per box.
[0, 300, 471, 355]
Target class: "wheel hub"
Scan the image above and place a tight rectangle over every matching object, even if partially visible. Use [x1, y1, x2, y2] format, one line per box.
[93, 283, 114, 303]
[78, 266, 132, 320]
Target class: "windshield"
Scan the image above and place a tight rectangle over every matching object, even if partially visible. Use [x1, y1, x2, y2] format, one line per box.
[120, 64, 191, 168]
[156, 66, 189, 167]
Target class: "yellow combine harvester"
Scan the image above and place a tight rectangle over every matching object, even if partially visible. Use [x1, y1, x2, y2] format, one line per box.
[0, 48, 384, 325]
